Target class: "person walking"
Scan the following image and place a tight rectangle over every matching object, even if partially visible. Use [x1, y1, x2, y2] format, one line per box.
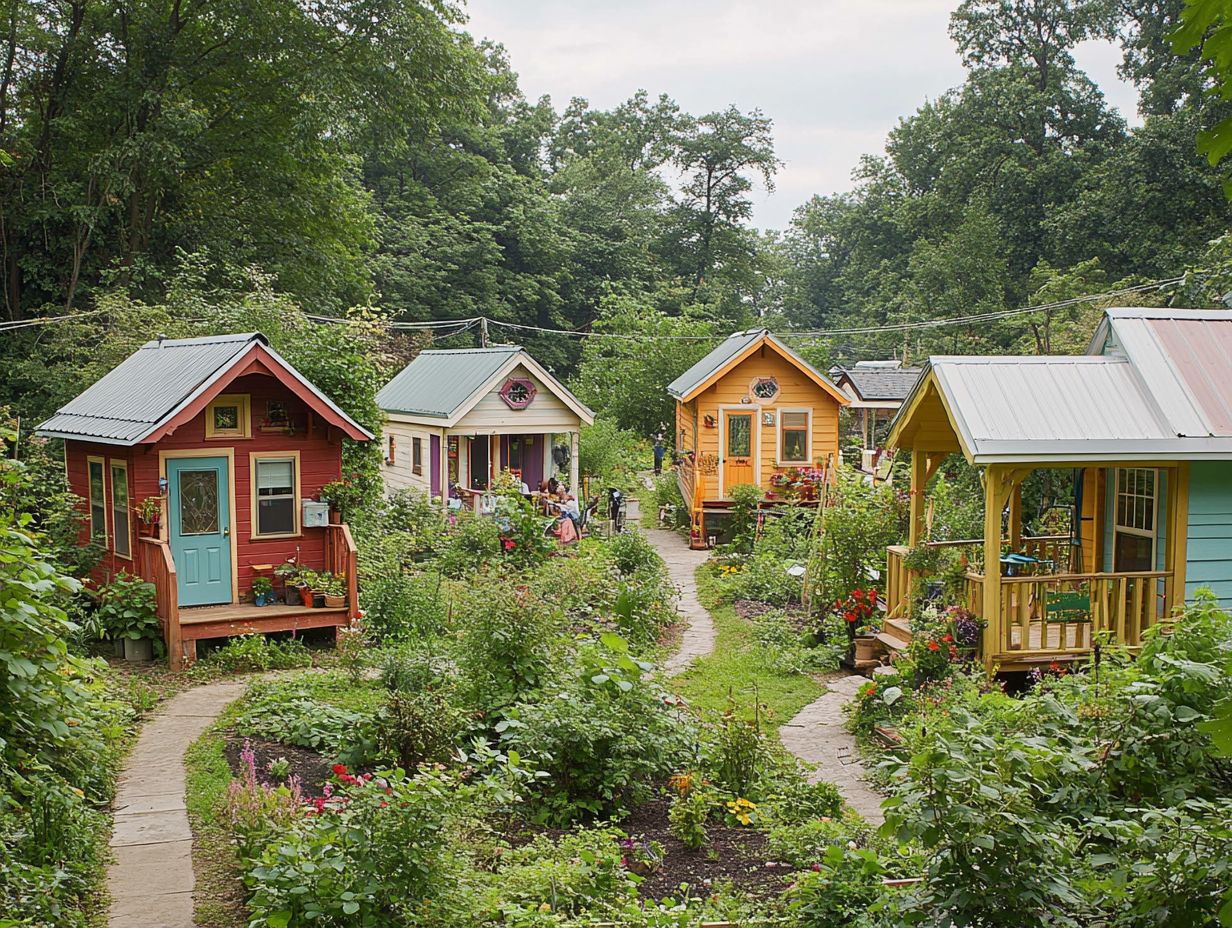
[652, 430, 666, 476]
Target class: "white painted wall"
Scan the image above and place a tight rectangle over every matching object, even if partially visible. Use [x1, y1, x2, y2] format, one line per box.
[381, 420, 435, 495]
[455, 364, 583, 434]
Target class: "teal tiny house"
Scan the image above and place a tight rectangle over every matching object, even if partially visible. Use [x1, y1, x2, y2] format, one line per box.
[885, 307, 1232, 670]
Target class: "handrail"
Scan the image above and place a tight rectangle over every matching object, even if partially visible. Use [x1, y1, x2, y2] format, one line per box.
[139, 536, 181, 666]
[324, 523, 360, 620]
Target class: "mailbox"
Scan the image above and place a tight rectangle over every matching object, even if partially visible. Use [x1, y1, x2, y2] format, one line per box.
[302, 499, 330, 528]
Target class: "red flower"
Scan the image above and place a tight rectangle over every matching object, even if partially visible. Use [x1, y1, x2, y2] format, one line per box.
[868, 589, 878, 603]
[853, 589, 864, 601]
[927, 641, 940, 652]
[844, 611, 857, 623]
[942, 634, 953, 643]
[332, 764, 348, 776]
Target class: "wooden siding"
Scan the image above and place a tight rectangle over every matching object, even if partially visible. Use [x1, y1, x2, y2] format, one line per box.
[454, 363, 584, 434]
[66, 440, 135, 583]
[67, 372, 346, 600]
[382, 420, 436, 495]
[1185, 461, 1232, 606]
[681, 347, 842, 500]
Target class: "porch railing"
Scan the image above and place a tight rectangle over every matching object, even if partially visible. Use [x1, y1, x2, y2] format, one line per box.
[324, 523, 360, 620]
[139, 536, 182, 665]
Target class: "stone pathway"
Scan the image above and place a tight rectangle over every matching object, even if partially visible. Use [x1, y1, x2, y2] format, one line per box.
[108, 681, 247, 928]
[779, 675, 886, 824]
[640, 523, 717, 676]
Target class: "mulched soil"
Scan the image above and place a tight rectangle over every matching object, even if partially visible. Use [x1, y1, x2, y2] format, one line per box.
[223, 734, 334, 792]
[734, 599, 812, 633]
[619, 797, 790, 901]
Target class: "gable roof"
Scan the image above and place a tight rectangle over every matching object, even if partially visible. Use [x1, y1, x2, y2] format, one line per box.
[666, 329, 847, 404]
[37, 333, 373, 445]
[888, 307, 1232, 464]
[831, 364, 923, 403]
[377, 346, 594, 427]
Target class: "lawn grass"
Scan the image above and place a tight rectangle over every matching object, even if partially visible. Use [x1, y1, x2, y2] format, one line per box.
[186, 703, 249, 928]
[671, 565, 826, 730]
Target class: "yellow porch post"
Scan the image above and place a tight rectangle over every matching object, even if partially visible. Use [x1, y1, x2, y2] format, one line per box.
[982, 465, 1013, 671]
[1007, 482, 1023, 551]
[908, 450, 927, 547]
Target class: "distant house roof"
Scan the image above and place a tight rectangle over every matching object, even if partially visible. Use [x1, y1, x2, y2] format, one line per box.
[37, 333, 373, 445]
[666, 329, 847, 404]
[831, 363, 923, 405]
[889, 307, 1232, 464]
[377, 346, 594, 427]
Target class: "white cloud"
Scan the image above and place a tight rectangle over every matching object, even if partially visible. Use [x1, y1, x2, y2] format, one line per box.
[462, 0, 1141, 229]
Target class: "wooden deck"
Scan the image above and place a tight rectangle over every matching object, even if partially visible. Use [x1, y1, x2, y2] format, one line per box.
[178, 602, 350, 642]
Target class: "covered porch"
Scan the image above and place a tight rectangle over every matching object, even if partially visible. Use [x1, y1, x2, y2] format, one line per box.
[884, 358, 1190, 671]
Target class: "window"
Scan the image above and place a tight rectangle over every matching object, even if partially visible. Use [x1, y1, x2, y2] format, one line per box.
[412, 436, 423, 475]
[87, 457, 107, 544]
[253, 455, 297, 536]
[498, 377, 536, 409]
[110, 461, 131, 558]
[387, 435, 397, 466]
[1114, 467, 1158, 572]
[205, 394, 251, 439]
[751, 377, 780, 402]
[779, 411, 811, 463]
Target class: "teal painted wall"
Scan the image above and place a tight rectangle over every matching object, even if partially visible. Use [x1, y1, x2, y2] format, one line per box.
[1186, 461, 1232, 607]
[1101, 468, 1167, 574]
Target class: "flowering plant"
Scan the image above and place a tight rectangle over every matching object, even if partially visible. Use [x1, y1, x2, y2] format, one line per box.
[770, 467, 826, 502]
[832, 587, 880, 635]
[723, 796, 758, 826]
[619, 836, 664, 876]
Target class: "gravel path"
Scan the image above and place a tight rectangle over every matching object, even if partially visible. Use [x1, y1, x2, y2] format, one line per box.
[779, 674, 885, 824]
[107, 681, 247, 928]
[639, 521, 717, 676]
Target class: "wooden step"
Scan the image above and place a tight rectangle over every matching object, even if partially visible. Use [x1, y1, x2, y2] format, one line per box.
[875, 631, 908, 653]
[881, 617, 913, 644]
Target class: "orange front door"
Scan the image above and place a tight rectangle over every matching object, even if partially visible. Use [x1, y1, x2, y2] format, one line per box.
[721, 410, 756, 497]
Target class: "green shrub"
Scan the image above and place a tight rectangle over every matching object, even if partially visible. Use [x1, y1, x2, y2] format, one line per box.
[668, 785, 713, 850]
[783, 845, 889, 926]
[437, 512, 504, 577]
[93, 571, 162, 652]
[608, 529, 660, 576]
[359, 560, 447, 644]
[485, 828, 632, 919]
[725, 483, 763, 554]
[205, 634, 313, 673]
[579, 420, 645, 491]
[650, 472, 689, 530]
[232, 686, 377, 765]
[768, 816, 865, 868]
[377, 649, 462, 769]
[705, 705, 768, 798]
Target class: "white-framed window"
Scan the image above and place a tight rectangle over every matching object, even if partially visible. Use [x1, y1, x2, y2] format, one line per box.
[87, 456, 108, 545]
[205, 393, 251, 439]
[252, 454, 298, 537]
[1114, 467, 1158, 572]
[778, 409, 812, 464]
[110, 460, 131, 558]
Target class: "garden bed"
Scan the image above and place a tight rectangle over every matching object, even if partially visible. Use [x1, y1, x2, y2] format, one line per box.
[222, 735, 335, 791]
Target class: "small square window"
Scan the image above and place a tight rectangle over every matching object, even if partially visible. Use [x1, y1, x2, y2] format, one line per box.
[206, 394, 250, 439]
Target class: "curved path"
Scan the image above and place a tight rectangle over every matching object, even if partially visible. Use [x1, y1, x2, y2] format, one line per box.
[641, 525, 717, 676]
[107, 680, 247, 928]
[779, 675, 885, 824]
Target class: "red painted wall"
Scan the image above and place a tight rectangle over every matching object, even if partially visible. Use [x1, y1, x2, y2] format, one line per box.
[66, 373, 346, 598]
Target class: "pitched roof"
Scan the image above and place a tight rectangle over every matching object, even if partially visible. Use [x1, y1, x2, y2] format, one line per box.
[666, 329, 847, 403]
[37, 333, 373, 445]
[889, 307, 1232, 464]
[377, 346, 594, 425]
[832, 364, 923, 402]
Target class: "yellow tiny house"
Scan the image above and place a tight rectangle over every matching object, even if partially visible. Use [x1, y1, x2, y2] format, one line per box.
[668, 330, 847, 544]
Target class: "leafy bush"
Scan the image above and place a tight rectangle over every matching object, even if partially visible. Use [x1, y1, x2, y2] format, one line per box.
[484, 828, 632, 919]
[783, 845, 889, 926]
[205, 635, 313, 673]
[813, 473, 907, 612]
[436, 512, 503, 578]
[233, 686, 377, 765]
[377, 650, 463, 769]
[753, 609, 844, 675]
[93, 571, 162, 650]
[497, 637, 696, 824]
[608, 529, 660, 576]
[668, 784, 713, 850]
[650, 472, 689, 530]
[359, 559, 447, 644]
[579, 420, 645, 491]
[767, 816, 867, 868]
[705, 705, 768, 798]
[725, 483, 763, 554]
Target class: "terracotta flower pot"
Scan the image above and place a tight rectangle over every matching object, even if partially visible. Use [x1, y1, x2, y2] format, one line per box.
[298, 585, 313, 607]
[854, 635, 880, 662]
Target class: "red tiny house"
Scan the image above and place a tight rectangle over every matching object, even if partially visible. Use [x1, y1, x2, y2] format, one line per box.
[39, 333, 373, 667]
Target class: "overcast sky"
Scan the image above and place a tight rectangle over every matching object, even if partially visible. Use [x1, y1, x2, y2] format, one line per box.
[462, 0, 1141, 230]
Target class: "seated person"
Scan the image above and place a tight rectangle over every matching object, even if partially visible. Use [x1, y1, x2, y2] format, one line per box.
[557, 493, 581, 527]
[547, 476, 561, 496]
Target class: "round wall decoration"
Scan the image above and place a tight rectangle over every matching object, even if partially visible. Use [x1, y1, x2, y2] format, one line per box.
[499, 377, 537, 409]
[750, 376, 780, 403]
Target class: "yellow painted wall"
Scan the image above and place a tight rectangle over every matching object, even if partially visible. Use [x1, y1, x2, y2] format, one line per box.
[675, 346, 842, 500]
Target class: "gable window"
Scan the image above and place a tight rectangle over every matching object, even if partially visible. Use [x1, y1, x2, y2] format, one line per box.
[206, 394, 251, 439]
[412, 437, 423, 475]
[87, 457, 107, 544]
[252, 454, 298, 537]
[1114, 467, 1157, 572]
[110, 461, 131, 558]
[499, 377, 536, 410]
[779, 410, 811, 464]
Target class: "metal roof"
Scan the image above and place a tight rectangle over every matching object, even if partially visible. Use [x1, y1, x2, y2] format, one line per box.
[377, 346, 594, 425]
[37, 332, 373, 445]
[832, 365, 923, 402]
[666, 329, 841, 401]
[891, 307, 1232, 463]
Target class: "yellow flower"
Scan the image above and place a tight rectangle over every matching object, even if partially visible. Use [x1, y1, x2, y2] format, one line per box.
[538, 903, 552, 913]
[70, 787, 84, 798]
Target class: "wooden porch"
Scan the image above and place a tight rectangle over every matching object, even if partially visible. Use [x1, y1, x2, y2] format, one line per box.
[138, 523, 359, 668]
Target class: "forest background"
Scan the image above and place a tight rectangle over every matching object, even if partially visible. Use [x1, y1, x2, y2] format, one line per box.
[3, 0, 1232, 439]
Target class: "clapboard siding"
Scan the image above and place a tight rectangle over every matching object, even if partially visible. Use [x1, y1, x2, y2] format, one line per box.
[457, 364, 582, 433]
[382, 420, 435, 495]
[1186, 461, 1232, 606]
[685, 347, 842, 501]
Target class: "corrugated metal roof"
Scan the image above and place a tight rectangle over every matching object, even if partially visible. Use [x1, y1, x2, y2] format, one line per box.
[1100, 308, 1232, 438]
[833, 366, 923, 402]
[37, 334, 262, 444]
[376, 347, 523, 418]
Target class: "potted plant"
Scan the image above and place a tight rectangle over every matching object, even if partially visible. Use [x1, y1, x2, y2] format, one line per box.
[319, 473, 365, 523]
[297, 569, 320, 607]
[275, 560, 303, 603]
[320, 572, 347, 608]
[834, 587, 881, 663]
[95, 572, 164, 661]
[251, 576, 273, 607]
[135, 497, 162, 537]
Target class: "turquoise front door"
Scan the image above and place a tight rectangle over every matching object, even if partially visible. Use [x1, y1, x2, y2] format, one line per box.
[167, 457, 233, 606]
